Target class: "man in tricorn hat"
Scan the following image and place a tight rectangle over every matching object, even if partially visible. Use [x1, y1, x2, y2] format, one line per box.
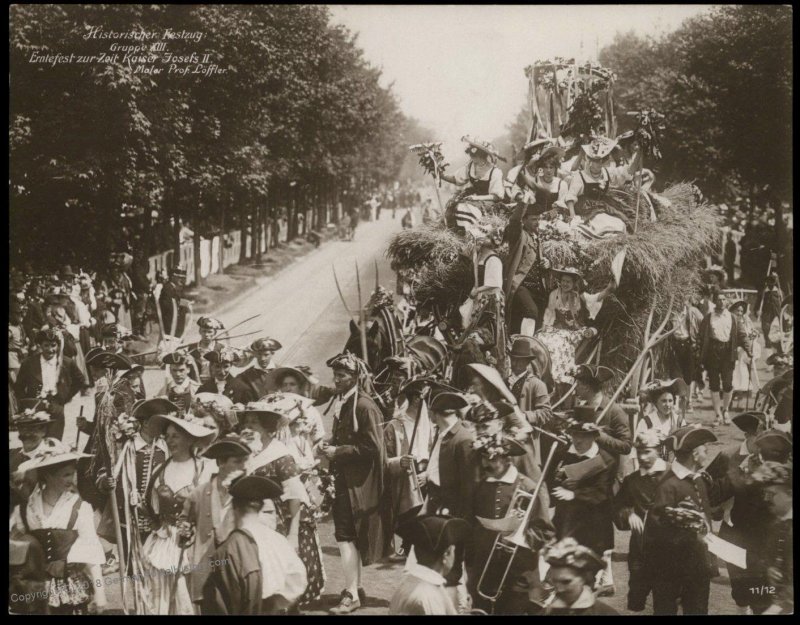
[197, 348, 254, 405]
[318, 352, 386, 615]
[235, 337, 283, 399]
[389, 514, 472, 615]
[645, 425, 732, 615]
[189, 316, 226, 383]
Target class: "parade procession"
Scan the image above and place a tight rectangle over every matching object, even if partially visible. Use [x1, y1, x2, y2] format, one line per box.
[8, 4, 793, 617]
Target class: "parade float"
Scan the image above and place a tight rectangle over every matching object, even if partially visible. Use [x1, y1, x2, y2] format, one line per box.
[390, 59, 721, 415]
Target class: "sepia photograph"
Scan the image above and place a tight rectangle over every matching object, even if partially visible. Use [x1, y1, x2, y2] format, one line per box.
[8, 3, 792, 616]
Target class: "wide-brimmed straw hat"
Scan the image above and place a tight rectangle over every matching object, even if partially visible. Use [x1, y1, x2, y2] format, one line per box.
[237, 401, 291, 431]
[150, 412, 218, 447]
[17, 439, 92, 473]
[461, 135, 506, 162]
[465, 363, 516, 404]
[550, 266, 583, 281]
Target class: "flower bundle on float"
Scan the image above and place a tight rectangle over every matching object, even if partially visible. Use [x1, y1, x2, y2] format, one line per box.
[626, 108, 667, 160]
[409, 142, 449, 186]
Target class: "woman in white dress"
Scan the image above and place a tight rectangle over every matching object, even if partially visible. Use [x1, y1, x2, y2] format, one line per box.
[729, 300, 762, 395]
[11, 440, 107, 614]
[142, 414, 217, 614]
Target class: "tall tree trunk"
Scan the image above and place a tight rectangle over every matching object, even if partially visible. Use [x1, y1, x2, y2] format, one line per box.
[254, 190, 261, 264]
[238, 187, 248, 264]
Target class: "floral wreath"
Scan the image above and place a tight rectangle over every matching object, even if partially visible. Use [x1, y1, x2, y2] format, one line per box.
[662, 497, 709, 535]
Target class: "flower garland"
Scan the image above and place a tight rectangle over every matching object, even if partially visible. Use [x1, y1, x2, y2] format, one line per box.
[662, 497, 708, 535]
[308, 467, 337, 522]
[628, 108, 667, 160]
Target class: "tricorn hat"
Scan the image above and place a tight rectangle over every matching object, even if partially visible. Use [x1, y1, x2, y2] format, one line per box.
[197, 316, 224, 331]
[228, 474, 283, 502]
[573, 364, 614, 385]
[250, 337, 283, 353]
[86, 350, 134, 371]
[429, 392, 469, 414]
[132, 398, 180, 422]
[666, 425, 717, 452]
[730, 411, 768, 436]
[396, 514, 471, 554]
[754, 430, 792, 461]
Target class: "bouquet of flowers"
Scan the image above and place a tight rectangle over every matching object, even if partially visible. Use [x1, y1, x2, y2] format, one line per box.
[113, 411, 140, 441]
[409, 142, 449, 186]
[628, 108, 667, 160]
[308, 466, 337, 521]
[662, 497, 709, 535]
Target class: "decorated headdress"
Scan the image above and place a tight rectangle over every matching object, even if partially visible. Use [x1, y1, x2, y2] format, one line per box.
[197, 316, 225, 331]
[16, 439, 92, 473]
[461, 135, 506, 162]
[542, 537, 605, 573]
[367, 286, 394, 314]
[634, 429, 665, 450]
[465, 399, 526, 458]
[581, 136, 618, 160]
[11, 407, 53, 429]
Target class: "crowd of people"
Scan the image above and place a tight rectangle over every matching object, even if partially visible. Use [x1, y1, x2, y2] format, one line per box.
[8, 134, 793, 617]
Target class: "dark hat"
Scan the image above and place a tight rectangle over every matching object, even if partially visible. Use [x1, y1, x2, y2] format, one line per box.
[731, 411, 768, 435]
[666, 425, 717, 452]
[251, 337, 282, 353]
[429, 392, 469, 414]
[86, 350, 134, 371]
[396, 514, 471, 554]
[705, 266, 726, 282]
[564, 405, 603, 434]
[397, 375, 436, 398]
[35, 327, 61, 344]
[197, 316, 224, 331]
[524, 202, 546, 218]
[728, 299, 748, 313]
[59, 265, 76, 279]
[326, 352, 363, 373]
[228, 474, 283, 502]
[573, 364, 614, 385]
[508, 336, 551, 378]
[202, 435, 251, 460]
[534, 146, 566, 168]
[542, 537, 605, 573]
[640, 378, 689, 402]
[162, 351, 192, 367]
[12, 406, 53, 429]
[204, 349, 236, 365]
[170, 264, 187, 278]
[132, 398, 180, 421]
[754, 430, 792, 461]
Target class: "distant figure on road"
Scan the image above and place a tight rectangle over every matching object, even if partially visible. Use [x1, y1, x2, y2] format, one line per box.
[724, 232, 737, 286]
[349, 207, 360, 241]
[401, 207, 414, 230]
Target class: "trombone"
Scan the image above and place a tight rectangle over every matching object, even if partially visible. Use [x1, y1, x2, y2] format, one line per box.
[475, 433, 562, 606]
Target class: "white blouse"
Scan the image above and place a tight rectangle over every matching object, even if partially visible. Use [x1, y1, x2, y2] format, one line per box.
[452, 163, 506, 199]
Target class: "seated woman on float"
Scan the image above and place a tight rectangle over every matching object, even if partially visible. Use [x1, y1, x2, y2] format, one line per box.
[506, 140, 570, 216]
[563, 136, 642, 220]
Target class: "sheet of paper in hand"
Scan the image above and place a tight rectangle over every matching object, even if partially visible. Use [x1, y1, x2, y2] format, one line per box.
[705, 534, 747, 568]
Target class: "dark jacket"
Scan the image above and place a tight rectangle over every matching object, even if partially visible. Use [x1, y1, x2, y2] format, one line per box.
[14, 354, 86, 419]
[426, 420, 479, 522]
[330, 392, 387, 565]
[595, 396, 633, 458]
[235, 366, 277, 401]
[201, 529, 263, 615]
[198, 374, 255, 405]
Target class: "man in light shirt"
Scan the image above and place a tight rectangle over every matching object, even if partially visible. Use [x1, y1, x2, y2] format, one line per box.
[698, 289, 752, 425]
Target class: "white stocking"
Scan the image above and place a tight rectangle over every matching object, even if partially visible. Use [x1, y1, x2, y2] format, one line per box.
[337, 541, 360, 597]
[520, 318, 537, 337]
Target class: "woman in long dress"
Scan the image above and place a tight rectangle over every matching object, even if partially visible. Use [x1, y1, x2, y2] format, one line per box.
[11, 441, 107, 614]
[142, 414, 217, 614]
[240, 401, 308, 548]
[729, 300, 761, 395]
[537, 267, 613, 396]
[278, 396, 327, 605]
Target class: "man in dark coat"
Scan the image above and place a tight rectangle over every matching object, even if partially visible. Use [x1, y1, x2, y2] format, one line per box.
[197, 350, 255, 405]
[201, 475, 307, 614]
[573, 364, 632, 478]
[188, 316, 226, 384]
[158, 265, 189, 338]
[645, 426, 732, 615]
[15, 328, 88, 440]
[318, 353, 386, 615]
[704, 411, 771, 613]
[235, 337, 282, 399]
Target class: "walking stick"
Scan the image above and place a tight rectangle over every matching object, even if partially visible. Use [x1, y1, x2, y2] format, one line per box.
[355, 263, 369, 366]
[75, 404, 84, 449]
[109, 484, 129, 614]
